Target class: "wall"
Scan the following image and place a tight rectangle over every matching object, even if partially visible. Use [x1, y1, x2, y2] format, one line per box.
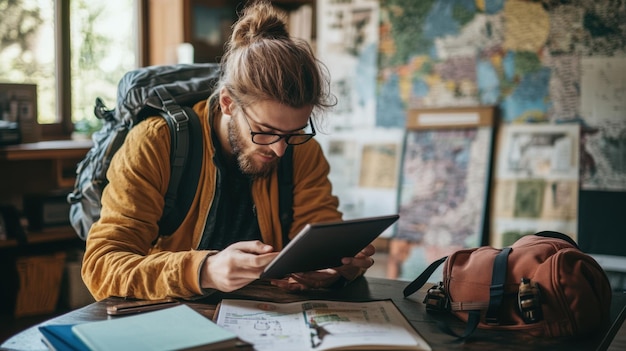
[315, 0, 626, 280]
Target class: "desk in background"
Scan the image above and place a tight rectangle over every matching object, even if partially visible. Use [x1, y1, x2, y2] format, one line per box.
[2, 277, 625, 351]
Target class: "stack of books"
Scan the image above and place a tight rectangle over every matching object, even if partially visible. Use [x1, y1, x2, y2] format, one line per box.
[39, 304, 243, 351]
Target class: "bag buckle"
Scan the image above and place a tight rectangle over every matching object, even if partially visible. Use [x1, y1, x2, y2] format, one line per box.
[518, 278, 542, 323]
[423, 282, 449, 312]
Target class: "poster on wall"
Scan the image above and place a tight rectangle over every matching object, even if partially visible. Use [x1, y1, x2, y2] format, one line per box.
[317, 0, 380, 131]
[490, 124, 580, 248]
[316, 0, 402, 229]
[580, 57, 626, 192]
[390, 106, 496, 281]
[318, 129, 404, 238]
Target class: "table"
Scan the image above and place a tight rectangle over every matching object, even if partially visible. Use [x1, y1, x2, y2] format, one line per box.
[2, 276, 625, 351]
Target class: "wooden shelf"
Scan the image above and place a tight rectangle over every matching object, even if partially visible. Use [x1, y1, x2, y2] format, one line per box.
[0, 140, 92, 161]
[0, 238, 18, 249]
[0, 140, 91, 192]
[25, 226, 80, 244]
[0, 226, 80, 250]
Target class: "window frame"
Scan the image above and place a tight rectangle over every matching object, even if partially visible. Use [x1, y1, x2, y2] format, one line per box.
[42, 0, 148, 141]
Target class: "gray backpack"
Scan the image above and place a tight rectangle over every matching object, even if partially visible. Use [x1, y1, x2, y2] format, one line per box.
[67, 63, 219, 240]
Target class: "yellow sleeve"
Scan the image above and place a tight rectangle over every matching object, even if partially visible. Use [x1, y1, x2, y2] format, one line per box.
[289, 139, 342, 237]
[81, 117, 211, 301]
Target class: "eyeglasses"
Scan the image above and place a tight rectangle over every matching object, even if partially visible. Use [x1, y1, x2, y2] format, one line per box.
[241, 108, 316, 145]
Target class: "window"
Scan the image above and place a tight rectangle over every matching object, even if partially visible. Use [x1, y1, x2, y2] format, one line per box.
[0, 0, 138, 140]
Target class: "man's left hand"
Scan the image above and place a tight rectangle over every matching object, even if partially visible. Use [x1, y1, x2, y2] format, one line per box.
[269, 244, 376, 291]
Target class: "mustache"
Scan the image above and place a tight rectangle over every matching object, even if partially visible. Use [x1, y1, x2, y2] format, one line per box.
[260, 152, 277, 158]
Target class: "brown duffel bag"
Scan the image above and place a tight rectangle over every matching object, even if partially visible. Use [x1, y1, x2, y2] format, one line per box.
[403, 231, 612, 338]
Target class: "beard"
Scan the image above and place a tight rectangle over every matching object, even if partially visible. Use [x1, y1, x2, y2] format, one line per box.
[228, 117, 280, 178]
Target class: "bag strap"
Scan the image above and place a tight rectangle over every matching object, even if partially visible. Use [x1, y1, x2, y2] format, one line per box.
[403, 256, 447, 297]
[278, 145, 294, 246]
[485, 247, 512, 324]
[153, 86, 202, 236]
[534, 230, 579, 249]
[154, 86, 189, 216]
[403, 247, 513, 340]
[447, 247, 512, 340]
[403, 256, 483, 340]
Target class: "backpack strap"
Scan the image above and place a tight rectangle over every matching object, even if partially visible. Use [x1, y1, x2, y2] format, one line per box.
[535, 230, 579, 248]
[403, 247, 513, 340]
[444, 246, 512, 340]
[153, 86, 202, 236]
[278, 145, 294, 246]
[485, 247, 512, 324]
[403, 255, 447, 297]
[403, 256, 481, 339]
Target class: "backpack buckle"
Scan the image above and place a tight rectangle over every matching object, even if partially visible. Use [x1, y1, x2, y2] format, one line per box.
[423, 282, 449, 312]
[518, 278, 542, 323]
[167, 106, 190, 132]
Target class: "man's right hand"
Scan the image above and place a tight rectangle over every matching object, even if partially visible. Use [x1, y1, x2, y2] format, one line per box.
[200, 240, 277, 292]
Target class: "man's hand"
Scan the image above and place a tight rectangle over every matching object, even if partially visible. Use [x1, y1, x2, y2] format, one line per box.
[270, 244, 376, 291]
[336, 243, 377, 280]
[200, 241, 278, 292]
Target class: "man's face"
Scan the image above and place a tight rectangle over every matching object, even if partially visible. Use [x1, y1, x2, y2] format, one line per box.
[227, 100, 313, 178]
[228, 114, 277, 178]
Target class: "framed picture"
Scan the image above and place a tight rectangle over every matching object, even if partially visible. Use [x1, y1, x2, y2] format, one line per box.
[388, 106, 497, 280]
[0, 83, 39, 144]
[490, 124, 580, 248]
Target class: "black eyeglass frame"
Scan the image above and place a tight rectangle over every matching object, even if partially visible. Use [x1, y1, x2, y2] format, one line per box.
[241, 108, 317, 146]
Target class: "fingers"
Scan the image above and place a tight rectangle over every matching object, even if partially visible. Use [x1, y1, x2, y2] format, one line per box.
[270, 271, 337, 291]
[229, 240, 274, 254]
[341, 244, 376, 268]
[214, 241, 275, 269]
[290, 270, 336, 285]
[356, 244, 376, 258]
[226, 240, 278, 267]
[200, 241, 278, 292]
[342, 256, 375, 268]
[270, 278, 307, 291]
[336, 244, 376, 281]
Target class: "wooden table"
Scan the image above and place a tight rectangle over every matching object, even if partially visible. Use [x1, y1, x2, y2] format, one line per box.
[2, 276, 625, 351]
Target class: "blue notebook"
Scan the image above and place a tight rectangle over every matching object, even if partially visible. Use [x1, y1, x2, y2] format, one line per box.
[39, 324, 89, 351]
[70, 304, 241, 351]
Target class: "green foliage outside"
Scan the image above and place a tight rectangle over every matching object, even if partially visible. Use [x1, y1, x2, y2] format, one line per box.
[0, 0, 135, 133]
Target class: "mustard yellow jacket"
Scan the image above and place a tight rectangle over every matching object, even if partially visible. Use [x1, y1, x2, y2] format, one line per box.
[82, 99, 341, 301]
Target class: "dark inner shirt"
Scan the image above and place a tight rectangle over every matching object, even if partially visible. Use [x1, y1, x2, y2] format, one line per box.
[198, 132, 262, 250]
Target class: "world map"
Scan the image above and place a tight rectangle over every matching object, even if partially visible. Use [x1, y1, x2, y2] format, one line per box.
[377, 0, 625, 126]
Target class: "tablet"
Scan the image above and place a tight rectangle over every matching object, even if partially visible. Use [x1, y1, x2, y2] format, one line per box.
[260, 214, 399, 279]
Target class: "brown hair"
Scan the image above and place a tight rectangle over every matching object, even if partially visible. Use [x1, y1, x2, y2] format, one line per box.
[214, 0, 335, 117]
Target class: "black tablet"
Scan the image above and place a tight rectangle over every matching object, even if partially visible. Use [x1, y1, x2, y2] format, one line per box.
[260, 214, 399, 279]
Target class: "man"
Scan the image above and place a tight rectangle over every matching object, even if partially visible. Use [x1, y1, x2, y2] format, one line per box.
[81, 0, 376, 301]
